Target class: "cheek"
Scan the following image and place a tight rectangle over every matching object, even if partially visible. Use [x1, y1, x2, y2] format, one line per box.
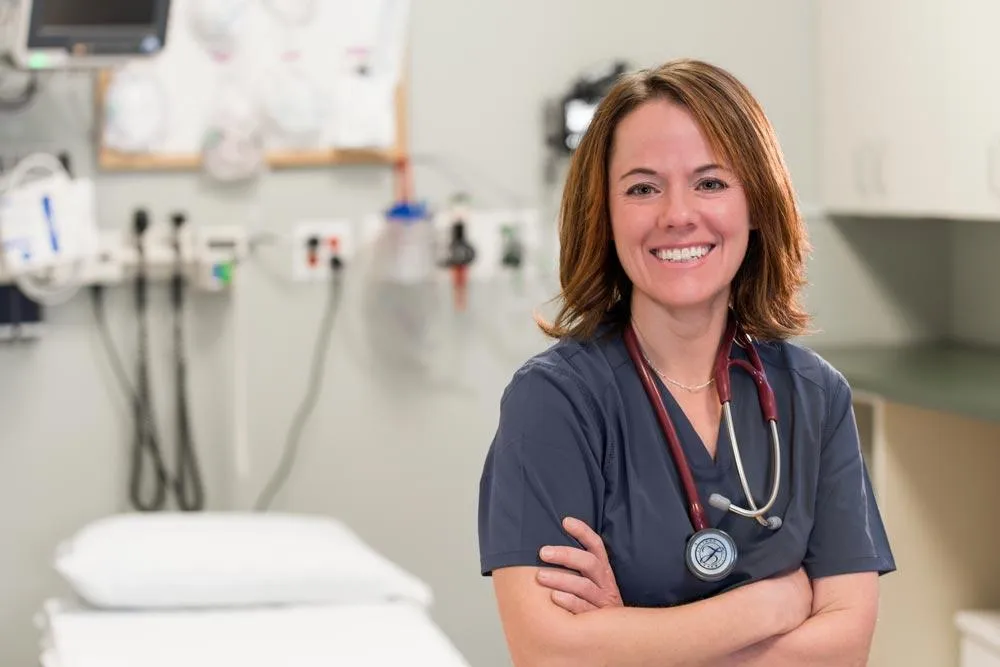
[608, 204, 633, 256]
[712, 201, 751, 246]
[609, 202, 647, 247]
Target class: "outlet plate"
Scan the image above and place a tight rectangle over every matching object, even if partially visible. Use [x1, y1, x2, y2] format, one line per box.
[292, 219, 354, 281]
[193, 225, 248, 290]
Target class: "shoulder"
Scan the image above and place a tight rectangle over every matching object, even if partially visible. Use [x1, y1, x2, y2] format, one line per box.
[756, 338, 849, 391]
[755, 338, 854, 424]
[501, 331, 626, 413]
[494, 331, 628, 454]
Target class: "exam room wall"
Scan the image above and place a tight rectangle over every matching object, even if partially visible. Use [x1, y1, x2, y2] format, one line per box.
[950, 221, 1000, 345]
[0, 2, 945, 666]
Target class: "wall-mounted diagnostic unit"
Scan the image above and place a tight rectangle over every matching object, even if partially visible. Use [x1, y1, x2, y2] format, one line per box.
[547, 60, 630, 154]
[12, 0, 172, 70]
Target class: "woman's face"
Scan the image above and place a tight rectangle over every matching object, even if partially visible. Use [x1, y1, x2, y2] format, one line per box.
[607, 99, 751, 318]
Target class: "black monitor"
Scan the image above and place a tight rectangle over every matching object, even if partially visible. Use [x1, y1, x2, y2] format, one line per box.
[13, 0, 172, 69]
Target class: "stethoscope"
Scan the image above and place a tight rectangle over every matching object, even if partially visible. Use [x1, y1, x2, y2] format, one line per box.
[623, 314, 783, 583]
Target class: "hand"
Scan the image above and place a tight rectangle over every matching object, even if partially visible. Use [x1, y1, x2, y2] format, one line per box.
[536, 517, 623, 614]
[760, 566, 812, 634]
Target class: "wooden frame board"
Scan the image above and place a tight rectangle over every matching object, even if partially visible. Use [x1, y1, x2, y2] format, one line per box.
[93, 70, 409, 172]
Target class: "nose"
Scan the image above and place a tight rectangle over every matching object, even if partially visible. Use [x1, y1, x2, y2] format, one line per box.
[658, 188, 697, 229]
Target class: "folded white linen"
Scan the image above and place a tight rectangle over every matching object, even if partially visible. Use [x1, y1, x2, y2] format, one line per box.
[38, 598, 470, 667]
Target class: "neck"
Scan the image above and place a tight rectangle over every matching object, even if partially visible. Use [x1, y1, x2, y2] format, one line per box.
[630, 294, 730, 388]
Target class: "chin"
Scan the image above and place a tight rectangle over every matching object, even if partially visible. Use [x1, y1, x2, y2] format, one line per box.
[646, 286, 730, 313]
[657, 297, 716, 312]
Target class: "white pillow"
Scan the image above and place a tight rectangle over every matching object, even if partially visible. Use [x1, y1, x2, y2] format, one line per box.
[53, 512, 433, 610]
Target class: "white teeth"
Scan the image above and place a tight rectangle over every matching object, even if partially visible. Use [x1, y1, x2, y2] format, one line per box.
[653, 245, 712, 262]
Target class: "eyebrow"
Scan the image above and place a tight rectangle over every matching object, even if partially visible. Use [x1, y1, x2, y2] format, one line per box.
[618, 163, 725, 181]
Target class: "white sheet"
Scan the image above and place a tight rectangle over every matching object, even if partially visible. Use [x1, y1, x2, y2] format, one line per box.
[39, 599, 470, 667]
[54, 512, 435, 610]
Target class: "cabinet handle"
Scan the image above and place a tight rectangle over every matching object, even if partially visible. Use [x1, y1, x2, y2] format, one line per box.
[854, 147, 869, 197]
[989, 140, 1000, 199]
[874, 145, 886, 197]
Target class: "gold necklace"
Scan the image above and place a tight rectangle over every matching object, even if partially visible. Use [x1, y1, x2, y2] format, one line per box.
[632, 322, 715, 393]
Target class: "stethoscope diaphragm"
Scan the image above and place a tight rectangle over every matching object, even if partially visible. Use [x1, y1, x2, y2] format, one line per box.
[685, 527, 738, 582]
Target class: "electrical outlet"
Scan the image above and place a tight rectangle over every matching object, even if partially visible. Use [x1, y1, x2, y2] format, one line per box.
[193, 225, 248, 290]
[292, 219, 353, 281]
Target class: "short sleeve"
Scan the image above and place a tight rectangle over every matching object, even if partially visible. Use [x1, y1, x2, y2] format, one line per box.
[803, 370, 897, 579]
[478, 363, 606, 576]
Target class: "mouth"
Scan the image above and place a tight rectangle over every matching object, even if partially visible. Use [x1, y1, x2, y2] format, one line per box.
[649, 244, 715, 264]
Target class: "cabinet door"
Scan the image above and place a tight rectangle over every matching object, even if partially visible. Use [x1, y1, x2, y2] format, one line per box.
[942, 0, 1000, 222]
[818, 0, 888, 215]
[818, 0, 948, 218]
[877, 0, 950, 218]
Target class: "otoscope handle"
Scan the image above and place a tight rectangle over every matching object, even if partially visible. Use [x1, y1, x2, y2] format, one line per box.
[170, 212, 187, 307]
[171, 274, 182, 307]
[133, 209, 149, 310]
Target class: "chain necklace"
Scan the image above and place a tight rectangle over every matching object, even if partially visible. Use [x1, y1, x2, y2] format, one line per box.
[632, 322, 715, 393]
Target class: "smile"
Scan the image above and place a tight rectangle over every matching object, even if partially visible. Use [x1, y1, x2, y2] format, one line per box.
[650, 244, 715, 263]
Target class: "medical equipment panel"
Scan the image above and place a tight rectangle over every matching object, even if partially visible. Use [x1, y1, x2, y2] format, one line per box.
[12, 0, 172, 70]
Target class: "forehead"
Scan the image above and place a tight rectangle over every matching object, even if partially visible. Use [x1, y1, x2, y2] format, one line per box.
[609, 99, 719, 170]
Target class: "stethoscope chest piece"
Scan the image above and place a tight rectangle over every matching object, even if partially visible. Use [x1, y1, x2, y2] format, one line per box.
[685, 527, 738, 582]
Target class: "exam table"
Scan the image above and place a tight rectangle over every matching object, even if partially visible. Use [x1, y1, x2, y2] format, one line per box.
[35, 512, 471, 667]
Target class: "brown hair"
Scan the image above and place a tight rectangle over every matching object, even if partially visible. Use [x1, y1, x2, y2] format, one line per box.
[537, 58, 812, 342]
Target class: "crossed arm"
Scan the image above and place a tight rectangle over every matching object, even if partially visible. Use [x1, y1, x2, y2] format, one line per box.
[491, 519, 880, 667]
[729, 572, 879, 666]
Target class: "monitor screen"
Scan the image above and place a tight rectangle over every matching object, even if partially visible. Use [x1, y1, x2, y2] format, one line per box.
[18, 0, 171, 66]
[41, 0, 157, 27]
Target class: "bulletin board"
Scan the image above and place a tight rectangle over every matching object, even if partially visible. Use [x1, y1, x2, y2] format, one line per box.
[94, 0, 411, 171]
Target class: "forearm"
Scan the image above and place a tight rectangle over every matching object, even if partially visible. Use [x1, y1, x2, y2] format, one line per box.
[730, 608, 874, 667]
[562, 584, 786, 667]
[730, 572, 880, 667]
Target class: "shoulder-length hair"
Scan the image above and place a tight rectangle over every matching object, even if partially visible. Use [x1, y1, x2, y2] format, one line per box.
[537, 58, 812, 342]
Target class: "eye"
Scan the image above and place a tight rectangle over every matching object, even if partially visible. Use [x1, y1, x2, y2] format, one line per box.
[625, 183, 658, 197]
[697, 177, 728, 192]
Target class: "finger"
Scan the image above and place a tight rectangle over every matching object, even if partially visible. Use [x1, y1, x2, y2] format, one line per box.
[536, 568, 603, 607]
[539, 545, 599, 576]
[562, 517, 609, 560]
[550, 590, 598, 615]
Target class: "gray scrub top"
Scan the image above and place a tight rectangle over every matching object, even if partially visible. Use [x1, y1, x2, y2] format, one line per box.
[478, 326, 896, 607]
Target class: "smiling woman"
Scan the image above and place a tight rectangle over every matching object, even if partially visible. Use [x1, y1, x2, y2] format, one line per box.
[477, 59, 895, 667]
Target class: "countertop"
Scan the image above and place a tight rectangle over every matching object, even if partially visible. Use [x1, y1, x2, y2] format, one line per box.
[812, 342, 1000, 424]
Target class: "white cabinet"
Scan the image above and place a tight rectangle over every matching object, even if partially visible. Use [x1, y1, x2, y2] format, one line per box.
[941, 2, 1000, 221]
[817, 0, 1000, 221]
[817, 0, 888, 215]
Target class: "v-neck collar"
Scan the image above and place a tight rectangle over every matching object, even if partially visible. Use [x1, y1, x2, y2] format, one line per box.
[652, 374, 734, 478]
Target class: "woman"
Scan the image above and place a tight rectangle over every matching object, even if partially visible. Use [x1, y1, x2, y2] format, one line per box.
[477, 59, 895, 666]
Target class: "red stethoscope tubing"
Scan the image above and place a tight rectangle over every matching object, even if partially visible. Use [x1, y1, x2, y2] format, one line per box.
[623, 316, 780, 533]
[623, 323, 714, 532]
